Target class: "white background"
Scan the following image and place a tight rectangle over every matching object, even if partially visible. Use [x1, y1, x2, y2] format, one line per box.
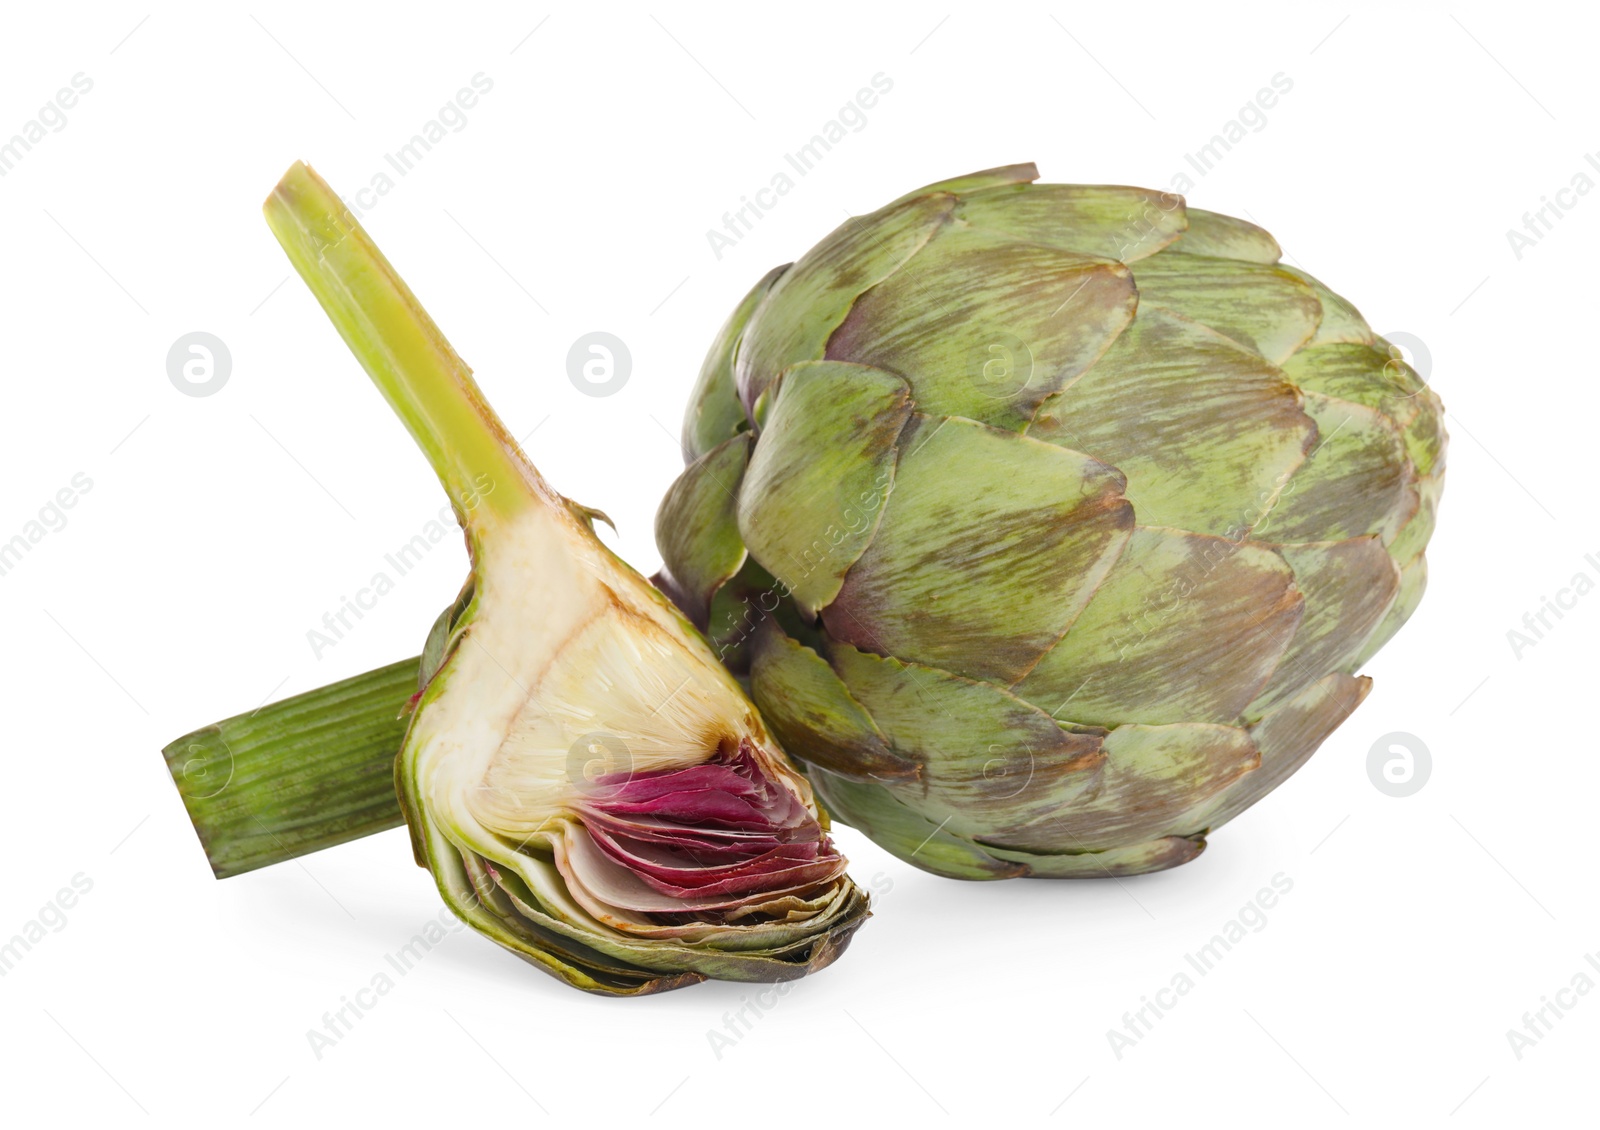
[0, 1, 1591, 1125]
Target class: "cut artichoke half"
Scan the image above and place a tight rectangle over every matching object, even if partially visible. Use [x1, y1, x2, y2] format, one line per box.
[253, 162, 867, 995]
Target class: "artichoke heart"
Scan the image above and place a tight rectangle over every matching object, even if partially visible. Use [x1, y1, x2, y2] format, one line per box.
[407, 516, 862, 981]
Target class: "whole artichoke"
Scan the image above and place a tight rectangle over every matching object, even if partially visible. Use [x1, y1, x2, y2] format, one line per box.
[656, 163, 1445, 880]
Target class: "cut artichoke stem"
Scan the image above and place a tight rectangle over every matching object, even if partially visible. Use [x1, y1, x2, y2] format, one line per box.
[259, 162, 866, 994]
[161, 658, 418, 877]
[264, 165, 543, 546]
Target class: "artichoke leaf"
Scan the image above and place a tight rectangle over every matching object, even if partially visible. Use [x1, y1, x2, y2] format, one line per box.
[683, 265, 785, 461]
[1352, 552, 1429, 669]
[1246, 538, 1399, 715]
[1166, 208, 1281, 264]
[1281, 343, 1444, 477]
[699, 555, 791, 674]
[1388, 468, 1443, 565]
[434, 836, 698, 995]
[1015, 527, 1304, 727]
[810, 771, 1029, 880]
[992, 722, 1259, 852]
[654, 433, 752, 629]
[979, 834, 1206, 878]
[1280, 266, 1375, 347]
[736, 360, 912, 613]
[890, 162, 1039, 204]
[1132, 251, 1321, 365]
[736, 192, 955, 416]
[823, 414, 1135, 684]
[827, 224, 1137, 429]
[957, 182, 1188, 263]
[826, 642, 1105, 838]
[1196, 673, 1373, 831]
[1254, 390, 1418, 545]
[1029, 305, 1316, 537]
[747, 620, 917, 782]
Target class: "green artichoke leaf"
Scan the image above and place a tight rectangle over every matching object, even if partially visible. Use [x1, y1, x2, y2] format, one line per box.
[736, 360, 912, 613]
[1166, 208, 1281, 264]
[1195, 672, 1372, 831]
[420, 603, 457, 689]
[1281, 343, 1444, 477]
[736, 191, 954, 416]
[476, 848, 866, 974]
[889, 161, 1039, 205]
[1375, 341, 1447, 487]
[1282, 342, 1407, 409]
[809, 771, 1029, 880]
[1279, 266, 1374, 347]
[992, 721, 1260, 853]
[461, 852, 749, 989]
[826, 225, 1137, 429]
[823, 415, 1134, 684]
[979, 834, 1206, 878]
[1131, 251, 1321, 365]
[1246, 538, 1400, 715]
[696, 555, 792, 674]
[747, 621, 917, 783]
[1388, 472, 1444, 565]
[419, 577, 475, 688]
[1029, 306, 1315, 537]
[824, 642, 1105, 839]
[654, 432, 751, 628]
[1014, 528, 1303, 727]
[682, 265, 785, 462]
[424, 836, 697, 995]
[956, 182, 1188, 263]
[1253, 390, 1417, 545]
[1353, 553, 1429, 669]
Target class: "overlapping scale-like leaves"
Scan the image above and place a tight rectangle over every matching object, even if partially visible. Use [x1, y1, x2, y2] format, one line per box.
[656, 163, 1446, 879]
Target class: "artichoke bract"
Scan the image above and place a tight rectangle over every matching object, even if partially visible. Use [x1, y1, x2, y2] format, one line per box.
[165, 163, 868, 996]
[656, 163, 1445, 880]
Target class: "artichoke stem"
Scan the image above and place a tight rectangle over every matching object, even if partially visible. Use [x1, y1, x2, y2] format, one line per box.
[263, 161, 557, 549]
[161, 659, 418, 877]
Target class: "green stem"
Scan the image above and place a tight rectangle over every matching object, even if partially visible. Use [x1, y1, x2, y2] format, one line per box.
[162, 659, 418, 877]
[263, 161, 541, 540]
